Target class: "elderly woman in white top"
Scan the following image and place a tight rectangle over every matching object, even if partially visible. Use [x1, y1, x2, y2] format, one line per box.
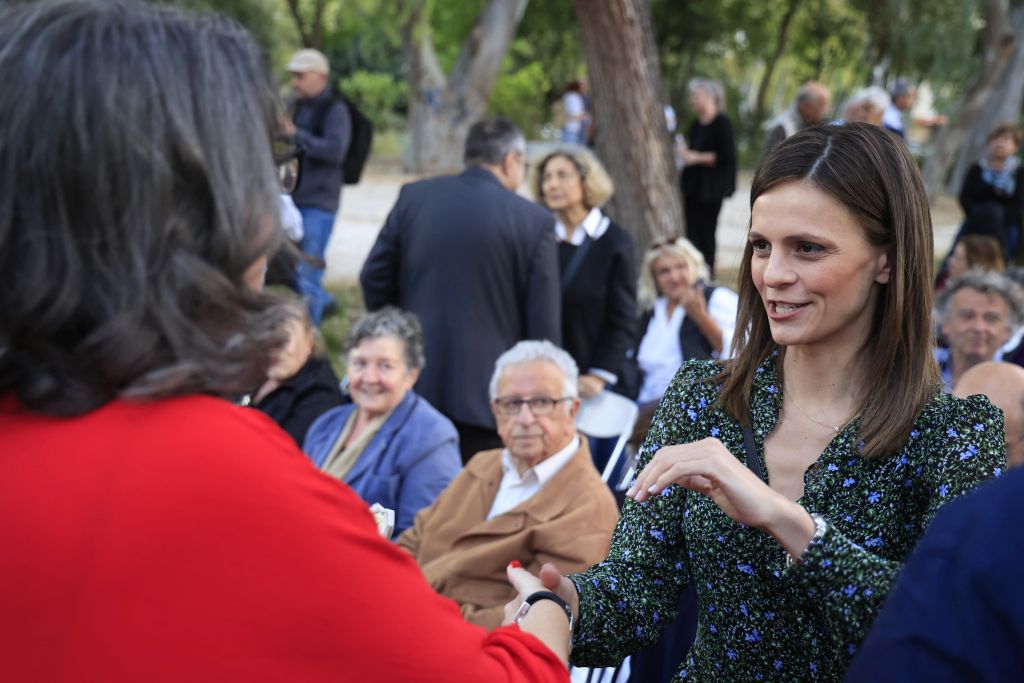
[621, 236, 738, 405]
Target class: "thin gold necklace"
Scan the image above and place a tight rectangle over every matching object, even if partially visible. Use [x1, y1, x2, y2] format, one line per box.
[786, 393, 852, 434]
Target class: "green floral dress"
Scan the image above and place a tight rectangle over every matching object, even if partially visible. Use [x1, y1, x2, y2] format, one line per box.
[570, 356, 1005, 682]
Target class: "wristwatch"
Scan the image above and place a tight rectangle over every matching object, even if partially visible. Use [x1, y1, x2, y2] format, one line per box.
[786, 513, 828, 568]
[513, 590, 574, 634]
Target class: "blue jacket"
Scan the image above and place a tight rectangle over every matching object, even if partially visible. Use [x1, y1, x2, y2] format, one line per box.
[303, 391, 461, 539]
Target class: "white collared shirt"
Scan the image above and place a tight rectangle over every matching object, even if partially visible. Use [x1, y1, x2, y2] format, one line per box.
[554, 207, 610, 245]
[636, 291, 739, 404]
[486, 436, 581, 520]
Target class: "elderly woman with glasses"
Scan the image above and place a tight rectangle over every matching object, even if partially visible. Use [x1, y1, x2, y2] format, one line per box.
[533, 146, 636, 400]
[303, 307, 461, 538]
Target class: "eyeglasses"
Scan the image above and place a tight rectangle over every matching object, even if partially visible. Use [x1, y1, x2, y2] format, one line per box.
[273, 138, 305, 194]
[492, 396, 573, 416]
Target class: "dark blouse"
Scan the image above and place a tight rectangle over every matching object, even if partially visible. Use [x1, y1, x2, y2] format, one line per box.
[253, 356, 343, 446]
[959, 161, 1024, 232]
[680, 114, 737, 204]
[569, 356, 1004, 681]
[558, 218, 636, 380]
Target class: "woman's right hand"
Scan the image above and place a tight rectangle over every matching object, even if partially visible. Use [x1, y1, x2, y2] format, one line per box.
[539, 562, 581, 621]
[503, 562, 581, 625]
[503, 563, 577, 665]
[678, 282, 709, 319]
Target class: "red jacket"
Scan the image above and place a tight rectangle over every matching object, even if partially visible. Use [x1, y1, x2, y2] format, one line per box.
[0, 395, 567, 682]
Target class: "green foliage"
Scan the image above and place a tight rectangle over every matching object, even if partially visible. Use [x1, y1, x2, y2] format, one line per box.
[262, 0, 997, 172]
[488, 40, 553, 137]
[338, 70, 408, 129]
[320, 283, 366, 377]
[318, 0, 405, 77]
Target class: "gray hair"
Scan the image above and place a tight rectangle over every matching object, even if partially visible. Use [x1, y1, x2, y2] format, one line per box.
[796, 82, 828, 106]
[848, 86, 891, 114]
[937, 269, 1024, 328]
[1005, 266, 1024, 288]
[488, 341, 579, 400]
[688, 78, 726, 111]
[891, 78, 915, 99]
[346, 307, 426, 371]
[464, 117, 525, 166]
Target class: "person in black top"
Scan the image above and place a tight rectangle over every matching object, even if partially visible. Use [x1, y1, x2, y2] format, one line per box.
[247, 299, 343, 446]
[959, 123, 1024, 262]
[679, 78, 737, 278]
[533, 147, 636, 399]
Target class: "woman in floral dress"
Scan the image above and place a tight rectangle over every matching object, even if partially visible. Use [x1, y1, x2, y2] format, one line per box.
[507, 123, 1005, 681]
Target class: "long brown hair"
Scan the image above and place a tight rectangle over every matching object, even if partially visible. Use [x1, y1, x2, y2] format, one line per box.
[717, 123, 940, 460]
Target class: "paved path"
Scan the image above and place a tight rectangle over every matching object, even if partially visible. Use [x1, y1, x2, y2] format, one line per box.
[324, 164, 963, 285]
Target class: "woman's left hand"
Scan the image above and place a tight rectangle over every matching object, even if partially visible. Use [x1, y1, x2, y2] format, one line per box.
[627, 437, 783, 531]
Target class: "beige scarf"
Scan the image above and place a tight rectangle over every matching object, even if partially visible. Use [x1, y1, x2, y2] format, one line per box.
[321, 407, 395, 482]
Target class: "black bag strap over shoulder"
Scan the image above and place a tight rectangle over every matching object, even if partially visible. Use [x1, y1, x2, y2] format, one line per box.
[742, 425, 766, 484]
[560, 235, 594, 290]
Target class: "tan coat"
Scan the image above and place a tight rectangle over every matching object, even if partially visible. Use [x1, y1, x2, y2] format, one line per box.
[396, 441, 620, 630]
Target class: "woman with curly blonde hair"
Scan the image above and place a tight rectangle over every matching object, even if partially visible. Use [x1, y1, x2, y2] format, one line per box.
[533, 146, 636, 399]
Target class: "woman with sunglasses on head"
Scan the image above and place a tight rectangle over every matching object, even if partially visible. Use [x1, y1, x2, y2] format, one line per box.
[0, 2, 573, 680]
[622, 236, 739, 407]
[533, 147, 636, 401]
[508, 123, 1005, 681]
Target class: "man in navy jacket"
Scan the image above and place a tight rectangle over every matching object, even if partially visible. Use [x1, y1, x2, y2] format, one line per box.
[360, 118, 561, 463]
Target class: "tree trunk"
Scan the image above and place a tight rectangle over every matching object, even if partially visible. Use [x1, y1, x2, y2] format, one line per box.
[400, 0, 530, 174]
[921, 0, 1017, 201]
[754, 0, 803, 125]
[573, 0, 683, 257]
[946, 1, 1024, 195]
[285, 0, 326, 49]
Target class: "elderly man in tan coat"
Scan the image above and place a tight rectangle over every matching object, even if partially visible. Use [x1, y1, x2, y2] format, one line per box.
[397, 340, 619, 629]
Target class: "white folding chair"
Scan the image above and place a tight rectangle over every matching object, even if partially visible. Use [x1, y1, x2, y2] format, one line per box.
[576, 390, 639, 483]
[570, 657, 630, 683]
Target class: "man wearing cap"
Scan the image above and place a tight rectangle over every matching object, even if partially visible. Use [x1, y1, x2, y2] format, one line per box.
[284, 48, 352, 325]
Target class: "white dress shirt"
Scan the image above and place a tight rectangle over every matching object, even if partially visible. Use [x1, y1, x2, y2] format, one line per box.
[637, 291, 739, 404]
[487, 436, 581, 520]
[554, 207, 610, 245]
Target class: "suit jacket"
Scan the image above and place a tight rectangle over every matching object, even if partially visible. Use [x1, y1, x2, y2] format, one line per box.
[303, 390, 461, 538]
[359, 166, 561, 429]
[397, 440, 619, 630]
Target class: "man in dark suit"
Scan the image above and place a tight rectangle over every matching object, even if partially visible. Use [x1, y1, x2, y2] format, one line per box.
[360, 118, 561, 463]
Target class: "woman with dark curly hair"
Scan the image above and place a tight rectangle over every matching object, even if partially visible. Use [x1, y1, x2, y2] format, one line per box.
[0, 2, 572, 680]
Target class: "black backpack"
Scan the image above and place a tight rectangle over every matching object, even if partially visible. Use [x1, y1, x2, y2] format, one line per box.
[304, 89, 373, 185]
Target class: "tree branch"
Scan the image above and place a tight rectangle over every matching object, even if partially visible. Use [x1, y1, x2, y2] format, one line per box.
[285, 0, 312, 47]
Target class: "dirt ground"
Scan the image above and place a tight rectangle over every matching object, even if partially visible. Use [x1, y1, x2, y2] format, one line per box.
[323, 162, 964, 286]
